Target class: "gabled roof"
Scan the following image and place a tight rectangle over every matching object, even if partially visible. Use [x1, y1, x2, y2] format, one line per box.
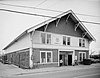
[3, 10, 96, 50]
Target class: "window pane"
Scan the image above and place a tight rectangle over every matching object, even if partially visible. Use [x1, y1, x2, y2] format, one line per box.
[67, 37, 70, 45]
[83, 53, 85, 59]
[47, 52, 51, 62]
[41, 33, 46, 44]
[47, 34, 51, 44]
[79, 39, 81, 47]
[41, 52, 46, 63]
[63, 36, 66, 45]
[79, 53, 82, 61]
[82, 39, 85, 47]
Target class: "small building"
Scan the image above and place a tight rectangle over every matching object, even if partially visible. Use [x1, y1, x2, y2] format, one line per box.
[3, 10, 95, 69]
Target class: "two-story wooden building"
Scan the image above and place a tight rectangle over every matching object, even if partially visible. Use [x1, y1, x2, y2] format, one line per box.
[3, 10, 95, 69]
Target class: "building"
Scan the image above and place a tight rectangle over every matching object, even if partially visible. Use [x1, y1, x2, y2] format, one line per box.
[3, 10, 95, 69]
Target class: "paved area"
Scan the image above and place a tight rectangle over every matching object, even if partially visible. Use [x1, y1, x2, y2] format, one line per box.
[0, 62, 100, 77]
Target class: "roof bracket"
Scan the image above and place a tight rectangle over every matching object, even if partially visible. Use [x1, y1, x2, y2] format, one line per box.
[44, 23, 49, 32]
[66, 14, 70, 23]
[56, 18, 61, 27]
[82, 32, 87, 38]
[75, 23, 80, 31]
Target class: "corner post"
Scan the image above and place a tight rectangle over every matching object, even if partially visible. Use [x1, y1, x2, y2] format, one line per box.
[72, 50, 75, 65]
[58, 50, 60, 66]
[29, 31, 34, 68]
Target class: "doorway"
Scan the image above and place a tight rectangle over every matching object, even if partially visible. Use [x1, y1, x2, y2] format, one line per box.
[68, 55, 72, 65]
[60, 55, 65, 66]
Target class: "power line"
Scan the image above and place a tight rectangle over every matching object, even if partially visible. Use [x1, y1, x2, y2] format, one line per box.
[0, 8, 100, 25]
[80, 21, 100, 25]
[0, 3, 100, 18]
[0, 9, 56, 18]
[35, 0, 48, 7]
[0, 3, 63, 12]
[76, 13, 100, 18]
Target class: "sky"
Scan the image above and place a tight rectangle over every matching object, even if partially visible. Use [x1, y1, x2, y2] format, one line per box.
[0, 0, 100, 55]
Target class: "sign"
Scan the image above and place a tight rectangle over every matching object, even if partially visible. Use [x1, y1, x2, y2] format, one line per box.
[75, 56, 77, 60]
[53, 34, 62, 45]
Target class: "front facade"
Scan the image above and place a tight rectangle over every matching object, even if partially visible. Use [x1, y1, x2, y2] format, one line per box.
[3, 10, 95, 69]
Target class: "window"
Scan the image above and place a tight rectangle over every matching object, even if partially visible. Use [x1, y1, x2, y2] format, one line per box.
[79, 52, 86, 62]
[63, 36, 66, 45]
[82, 39, 85, 47]
[47, 52, 51, 62]
[41, 52, 46, 63]
[79, 39, 82, 47]
[40, 51, 52, 63]
[41, 33, 51, 44]
[79, 39, 85, 47]
[41, 33, 46, 44]
[47, 34, 51, 44]
[67, 37, 70, 45]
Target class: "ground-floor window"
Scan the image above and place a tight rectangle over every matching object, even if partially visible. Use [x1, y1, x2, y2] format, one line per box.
[79, 52, 86, 62]
[40, 51, 52, 63]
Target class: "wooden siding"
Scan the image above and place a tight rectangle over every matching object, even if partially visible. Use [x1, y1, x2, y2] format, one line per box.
[32, 48, 58, 68]
[32, 31, 89, 48]
[6, 49, 30, 69]
[75, 50, 89, 63]
[5, 33, 30, 54]
[36, 16, 84, 38]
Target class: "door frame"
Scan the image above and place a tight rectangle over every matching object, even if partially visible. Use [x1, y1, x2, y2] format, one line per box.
[58, 49, 75, 66]
[68, 54, 72, 65]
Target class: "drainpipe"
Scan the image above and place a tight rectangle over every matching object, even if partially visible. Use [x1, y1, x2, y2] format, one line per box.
[29, 31, 34, 69]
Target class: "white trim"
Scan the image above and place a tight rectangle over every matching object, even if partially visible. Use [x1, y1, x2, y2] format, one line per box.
[58, 50, 60, 66]
[40, 51, 53, 64]
[56, 18, 61, 27]
[58, 49, 75, 66]
[75, 23, 79, 31]
[79, 52, 86, 61]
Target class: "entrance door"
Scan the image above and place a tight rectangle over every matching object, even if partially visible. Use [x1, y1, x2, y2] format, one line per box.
[68, 55, 72, 65]
[60, 55, 65, 66]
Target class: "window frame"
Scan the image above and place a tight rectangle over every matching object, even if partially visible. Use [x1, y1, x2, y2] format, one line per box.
[41, 33, 51, 44]
[79, 39, 85, 47]
[67, 37, 70, 45]
[79, 52, 86, 62]
[40, 51, 53, 64]
[63, 36, 66, 45]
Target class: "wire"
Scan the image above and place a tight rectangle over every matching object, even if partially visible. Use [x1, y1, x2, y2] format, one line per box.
[0, 3, 100, 18]
[0, 3, 63, 13]
[35, 0, 48, 7]
[0, 9, 56, 18]
[80, 21, 100, 25]
[0, 8, 100, 25]
[76, 13, 100, 18]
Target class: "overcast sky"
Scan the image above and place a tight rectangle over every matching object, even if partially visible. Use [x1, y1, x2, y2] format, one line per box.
[0, 0, 100, 54]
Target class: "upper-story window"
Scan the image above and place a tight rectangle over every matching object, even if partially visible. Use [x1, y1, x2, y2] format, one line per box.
[79, 39, 85, 47]
[41, 33, 46, 44]
[82, 39, 85, 47]
[47, 34, 51, 44]
[41, 33, 51, 44]
[63, 36, 66, 45]
[67, 37, 70, 45]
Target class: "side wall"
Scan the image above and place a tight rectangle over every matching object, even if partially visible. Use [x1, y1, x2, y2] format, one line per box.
[6, 48, 30, 69]
[5, 33, 30, 54]
[32, 48, 58, 68]
[75, 50, 89, 63]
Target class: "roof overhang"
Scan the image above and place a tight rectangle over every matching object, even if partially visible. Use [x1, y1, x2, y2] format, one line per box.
[3, 10, 96, 50]
[27, 10, 96, 41]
